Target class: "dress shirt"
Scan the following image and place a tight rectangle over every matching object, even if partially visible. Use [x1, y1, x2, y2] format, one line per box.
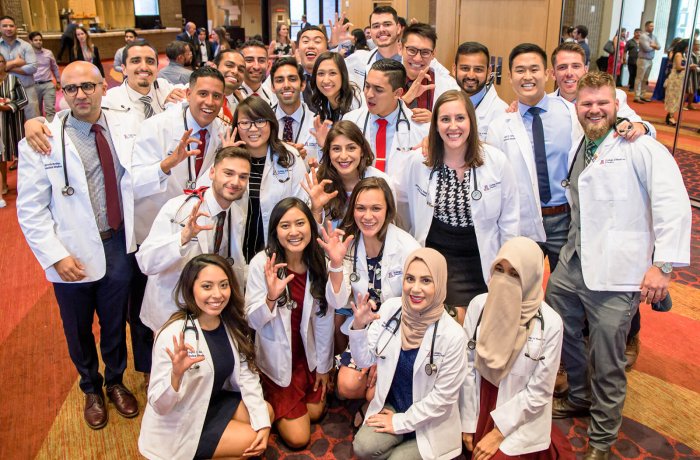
[518, 95, 572, 207]
[275, 103, 304, 142]
[0, 38, 37, 87]
[369, 103, 401, 157]
[158, 62, 192, 86]
[125, 83, 163, 118]
[33, 48, 59, 82]
[638, 33, 658, 60]
[470, 84, 488, 108]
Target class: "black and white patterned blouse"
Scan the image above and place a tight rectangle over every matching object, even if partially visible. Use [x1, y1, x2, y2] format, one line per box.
[434, 164, 474, 228]
[367, 254, 382, 311]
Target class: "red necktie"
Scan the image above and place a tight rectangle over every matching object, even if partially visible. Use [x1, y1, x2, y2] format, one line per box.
[375, 118, 388, 172]
[195, 129, 207, 177]
[282, 116, 294, 142]
[91, 124, 122, 230]
[222, 98, 233, 124]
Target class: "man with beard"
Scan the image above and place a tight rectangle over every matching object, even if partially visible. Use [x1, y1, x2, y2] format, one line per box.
[453, 41, 507, 140]
[239, 39, 277, 106]
[136, 147, 251, 331]
[214, 48, 246, 124]
[546, 71, 690, 460]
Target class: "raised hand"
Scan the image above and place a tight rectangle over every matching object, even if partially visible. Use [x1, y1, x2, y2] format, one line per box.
[411, 108, 432, 124]
[180, 200, 214, 245]
[166, 331, 206, 391]
[310, 115, 333, 150]
[402, 66, 435, 106]
[317, 220, 354, 267]
[301, 167, 339, 215]
[351, 293, 380, 330]
[264, 253, 294, 302]
[160, 129, 201, 174]
[329, 12, 354, 47]
[220, 127, 246, 148]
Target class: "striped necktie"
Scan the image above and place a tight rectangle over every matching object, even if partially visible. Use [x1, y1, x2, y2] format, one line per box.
[139, 95, 155, 119]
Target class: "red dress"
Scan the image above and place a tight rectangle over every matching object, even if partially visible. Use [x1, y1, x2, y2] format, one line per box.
[261, 270, 323, 421]
[474, 377, 574, 459]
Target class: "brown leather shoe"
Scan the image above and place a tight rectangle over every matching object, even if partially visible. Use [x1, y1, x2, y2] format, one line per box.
[552, 397, 590, 419]
[625, 334, 640, 371]
[84, 392, 108, 430]
[583, 445, 610, 460]
[554, 364, 569, 397]
[106, 384, 139, 418]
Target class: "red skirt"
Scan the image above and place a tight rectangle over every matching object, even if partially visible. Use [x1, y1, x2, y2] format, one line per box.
[474, 377, 574, 460]
[261, 358, 323, 421]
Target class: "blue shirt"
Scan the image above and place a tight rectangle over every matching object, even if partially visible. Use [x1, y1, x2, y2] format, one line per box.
[470, 84, 488, 108]
[0, 38, 37, 88]
[518, 95, 572, 207]
[369, 103, 401, 162]
[386, 347, 419, 416]
[375, 51, 401, 63]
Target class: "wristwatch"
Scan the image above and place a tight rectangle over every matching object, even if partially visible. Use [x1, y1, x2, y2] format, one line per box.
[653, 261, 673, 274]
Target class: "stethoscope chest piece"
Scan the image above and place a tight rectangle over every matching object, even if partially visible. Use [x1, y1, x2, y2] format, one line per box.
[349, 272, 360, 283]
[425, 362, 437, 376]
[467, 339, 476, 350]
[471, 189, 482, 201]
[225, 257, 235, 266]
[185, 180, 197, 190]
[62, 185, 75, 196]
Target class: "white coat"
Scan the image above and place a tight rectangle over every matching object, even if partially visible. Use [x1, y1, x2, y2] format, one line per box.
[245, 251, 335, 387]
[349, 299, 468, 460]
[136, 188, 247, 331]
[485, 95, 583, 242]
[130, 104, 227, 244]
[327, 224, 420, 311]
[17, 109, 145, 282]
[475, 85, 509, 141]
[394, 147, 520, 282]
[238, 146, 309, 241]
[571, 133, 691, 291]
[274, 102, 319, 165]
[342, 100, 430, 177]
[460, 294, 563, 456]
[345, 49, 452, 91]
[103, 78, 174, 122]
[139, 317, 270, 460]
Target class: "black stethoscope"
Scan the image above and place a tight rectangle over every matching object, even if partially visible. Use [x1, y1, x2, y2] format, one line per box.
[182, 314, 204, 369]
[182, 106, 208, 190]
[471, 77, 496, 110]
[361, 49, 380, 88]
[373, 308, 440, 376]
[361, 102, 412, 153]
[425, 165, 481, 207]
[467, 308, 546, 361]
[273, 103, 307, 144]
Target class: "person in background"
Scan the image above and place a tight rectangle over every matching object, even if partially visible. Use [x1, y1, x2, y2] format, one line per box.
[663, 39, 689, 127]
[72, 26, 105, 77]
[269, 23, 295, 59]
[139, 254, 273, 460]
[57, 19, 78, 63]
[28, 31, 60, 122]
[0, 15, 38, 124]
[607, 29, 626, 86]
[158, 40, 193, 86]
[212, 27, 231, 59]
[572, 25, 590, 65]
[296, 26, 329, 111]
[626, 28, 641, 91]
[113, 29, 138, 74]
[351, 29, 369, 53]
[197, 27, 214, 67]
[239, 39, 277, 106]
[0, 52, 27, 207]
[633, 21, 660, 103]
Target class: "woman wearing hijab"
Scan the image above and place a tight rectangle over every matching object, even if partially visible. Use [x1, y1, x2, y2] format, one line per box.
[349, 248, 468, 460]
[460, 237, 573, 460]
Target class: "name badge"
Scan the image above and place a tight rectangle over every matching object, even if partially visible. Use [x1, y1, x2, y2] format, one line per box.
[387, 270, 402, 278]
[44, 161, 62, 170]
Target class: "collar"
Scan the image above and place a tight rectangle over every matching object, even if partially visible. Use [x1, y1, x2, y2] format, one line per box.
[242, 81, 262, 94]
[518, 94, 549, 117]
[0, 37, 18, 47]
[370, 101, 401, 126]
[124, 80, 157, 103]
[203, 187, 230, 216]
[276, 102, 303, 120]
[585, 128, 613, 150]
[66, 110, 108, 135]
[169, 61, 186, 69]
[376, 49, 401, 62]
[185, 106, 210, 133]
[470, 84, 489, 107]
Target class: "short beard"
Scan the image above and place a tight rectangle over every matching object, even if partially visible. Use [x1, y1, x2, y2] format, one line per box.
[583, 118, 614, 140]
[460, 78, 486, 96]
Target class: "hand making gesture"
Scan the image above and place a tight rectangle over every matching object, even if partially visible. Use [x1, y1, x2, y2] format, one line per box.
[160, 128, 202, 175]
[220, 127, 247, 148]
[180, 200, 214, 245]
[317, 220, 354, 268]
[351, 292, 380, 330]
[264, 252, 294, 306]
[166, 331, 206, 391]
[301, 167, 339, 218]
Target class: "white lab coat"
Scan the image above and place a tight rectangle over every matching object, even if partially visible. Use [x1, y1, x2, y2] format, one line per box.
[136, 188, 247, 331]
[349, 299, 468, 460]
[460, 294, 563, 456]
[139, 317, 270, 460]
[342, 100, 430, 177]
[130, 104, 227, 244]
[345, 49, 452, 91]
[239, 145, 308, 241]
[394, 146, 520, 282]
[485, 96, 583, 242]
[103, 78, 174, 122]
[240, 79, 278, 107]
[475, 85, 508, 141]
[17, 109, 144, 282]
[571, 134, 691, 291]
[274, 102, 319, 165]
[327, 224, 420, 311]
[245, 251, 335, 387]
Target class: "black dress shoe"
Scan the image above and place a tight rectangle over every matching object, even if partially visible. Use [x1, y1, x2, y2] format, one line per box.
[552, 397, 590, 419]
[84, 392, 108, 429]
[106, 384, 139, 418]
[583, 445, 611, 460]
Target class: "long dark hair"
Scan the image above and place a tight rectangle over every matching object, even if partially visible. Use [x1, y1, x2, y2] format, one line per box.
[233, 97, 296, 168]
[311, 51, 362, 122]
[266, 198, 328, 316]
[339, 177, 396, 248]
[317, 121, 374, 221]
[426, 89, 483, 169]
[165, 254, 257, 372]
[72, 26, 95, 57]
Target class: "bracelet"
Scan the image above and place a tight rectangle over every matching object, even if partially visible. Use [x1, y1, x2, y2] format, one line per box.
[328, 264, 344, 273]
[266, 294, 279, 303]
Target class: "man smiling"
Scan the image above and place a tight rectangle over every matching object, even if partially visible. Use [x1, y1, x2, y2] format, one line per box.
[239, 39, 277, 106]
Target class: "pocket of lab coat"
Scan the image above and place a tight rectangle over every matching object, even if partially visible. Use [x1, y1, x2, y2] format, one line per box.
[482, 185, 502, 220]
[591, 164, 628, 201]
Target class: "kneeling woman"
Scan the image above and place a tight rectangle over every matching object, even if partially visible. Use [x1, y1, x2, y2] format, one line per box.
[460, 237, 573, 460]
[139, 254, 272, 460]
[245, 197, 335, 449]
[350, 248, 467, 460]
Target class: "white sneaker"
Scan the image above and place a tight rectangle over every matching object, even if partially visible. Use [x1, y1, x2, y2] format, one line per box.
[0, 198, 6, 208]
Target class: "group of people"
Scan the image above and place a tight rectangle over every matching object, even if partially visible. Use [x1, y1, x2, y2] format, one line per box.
[8, 5, 691, 460]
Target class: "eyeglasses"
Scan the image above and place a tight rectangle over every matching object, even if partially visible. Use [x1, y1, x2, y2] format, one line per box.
[405, 46, 434, 58]
[237, 118, 269, 130]
[62, 82, 101, 96]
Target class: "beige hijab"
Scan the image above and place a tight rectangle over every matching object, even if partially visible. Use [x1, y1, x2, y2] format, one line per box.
[474, 237, 544, 385]
[400, 248, 447, 350]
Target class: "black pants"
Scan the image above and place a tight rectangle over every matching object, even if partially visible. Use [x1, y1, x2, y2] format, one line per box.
[628, 63, 638, 90]
[53, 228, 132, 394]
[128, 253, 153, 373]
[57, 36, 74, 62]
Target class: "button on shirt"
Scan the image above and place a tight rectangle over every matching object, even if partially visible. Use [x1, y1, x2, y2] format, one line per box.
[33, 48, 60, 83]
[275, 104, 304, 143]
[370, 103, 401, 159]
[518, 95, 572, 207]
[65, 113, 125, 232]
[0, 38, 37, 87]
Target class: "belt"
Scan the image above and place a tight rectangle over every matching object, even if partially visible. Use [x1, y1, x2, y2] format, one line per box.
[541, 204, 570, 216]
[35, 80, 53, 84]
[99, 227, 121, 241]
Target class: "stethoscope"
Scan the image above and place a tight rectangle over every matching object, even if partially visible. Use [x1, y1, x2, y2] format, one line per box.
[361, 102, 412, 153]
[361, 49, 380, 88]
[182, 106, 208, 190]
[274, 267, 298, 310]
[425, 165, 481, 207]
[467, 308, 546, 361]
[241, 85, 274, 106]
[182, 314, 204, 369]
[373, 309, 440, 376]
[170, 187, 236, 265]
[349, 240, 384, 312]
[272, 103, 307, 144]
